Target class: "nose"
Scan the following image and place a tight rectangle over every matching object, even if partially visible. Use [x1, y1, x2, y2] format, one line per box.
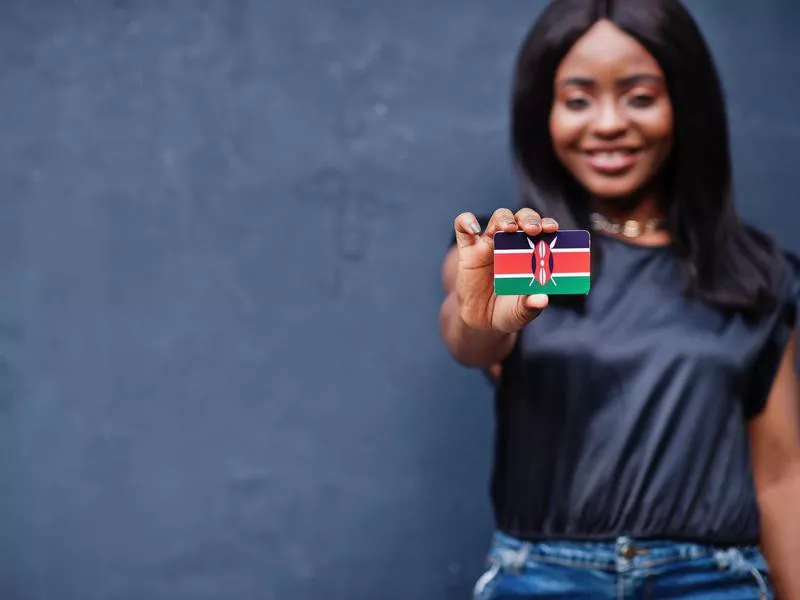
[593, 99, 627, 138]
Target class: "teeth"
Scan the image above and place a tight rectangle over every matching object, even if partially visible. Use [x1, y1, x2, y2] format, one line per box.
[586, 149, 637, 169]
[590, 151, 629, 157]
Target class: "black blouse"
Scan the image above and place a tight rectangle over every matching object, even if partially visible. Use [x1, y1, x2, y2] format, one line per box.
[464, 228, 797, 545]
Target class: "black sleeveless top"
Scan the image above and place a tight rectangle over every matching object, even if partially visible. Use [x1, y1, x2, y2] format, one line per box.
[468, 229, 797, 545]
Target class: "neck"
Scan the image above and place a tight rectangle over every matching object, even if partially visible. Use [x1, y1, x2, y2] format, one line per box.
[590, 188, 664, 220]
[590, 191, 671, 246]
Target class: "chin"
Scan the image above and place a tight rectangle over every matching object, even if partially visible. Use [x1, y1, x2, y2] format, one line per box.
[580, 175, 646, 201]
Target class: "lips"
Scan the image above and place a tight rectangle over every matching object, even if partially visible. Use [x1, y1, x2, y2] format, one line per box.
[582, 148, 642, 174]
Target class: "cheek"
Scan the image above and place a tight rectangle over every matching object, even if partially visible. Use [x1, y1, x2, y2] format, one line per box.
[641, 105, 674, 158]
[549, 106, 585, 156]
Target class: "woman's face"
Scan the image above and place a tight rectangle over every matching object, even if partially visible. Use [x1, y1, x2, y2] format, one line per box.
[549, 20, 674, 200]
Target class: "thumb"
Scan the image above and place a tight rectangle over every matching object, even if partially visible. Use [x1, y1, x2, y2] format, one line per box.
[507, 294, 549, 331]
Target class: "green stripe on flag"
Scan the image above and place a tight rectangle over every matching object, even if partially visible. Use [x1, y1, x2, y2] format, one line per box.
[494, 276, 591, 295]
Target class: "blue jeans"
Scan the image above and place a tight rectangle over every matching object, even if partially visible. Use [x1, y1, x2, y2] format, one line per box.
[473, 531, 773, 599]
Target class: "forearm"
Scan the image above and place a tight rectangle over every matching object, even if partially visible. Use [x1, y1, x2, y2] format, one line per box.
[439, 291, 517, 368]
[758, 467, 800, 599]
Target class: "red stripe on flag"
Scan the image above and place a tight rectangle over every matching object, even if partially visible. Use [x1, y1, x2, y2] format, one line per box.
[494, 251, 590, 275]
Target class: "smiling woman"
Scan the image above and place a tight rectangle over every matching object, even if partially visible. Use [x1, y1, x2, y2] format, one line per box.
[439, 0, 800, 598]
[509, 0, 795, 314]
[549, 21, 674, 199]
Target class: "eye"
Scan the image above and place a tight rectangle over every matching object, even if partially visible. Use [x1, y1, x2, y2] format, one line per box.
[628, 94, 655, 108]
[565, 97, 590, 111]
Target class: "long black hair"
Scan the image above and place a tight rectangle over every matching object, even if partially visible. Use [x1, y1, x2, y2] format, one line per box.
[511, 0, 785, 314]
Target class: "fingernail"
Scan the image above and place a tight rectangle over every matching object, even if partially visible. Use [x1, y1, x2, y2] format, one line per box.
[504, 219, 515, 226]
[542, 218, 557, 227]
[526, 218, 541, 227]
[469, 222, 481, 234]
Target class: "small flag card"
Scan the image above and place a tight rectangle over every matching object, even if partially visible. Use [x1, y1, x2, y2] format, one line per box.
[493, 230, 591, 295]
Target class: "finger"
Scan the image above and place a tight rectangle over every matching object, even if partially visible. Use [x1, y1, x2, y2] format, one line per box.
[484, 208, 518, 239]
[541, 217, 559, 234]
[524, 294, 549, 310]
[453, 212, 483, 250]
[500, 294, 548, 333]
[514, 208, 542, 237]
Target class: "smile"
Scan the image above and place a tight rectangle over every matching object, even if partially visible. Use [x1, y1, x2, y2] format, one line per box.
[582, 148, 642, 174]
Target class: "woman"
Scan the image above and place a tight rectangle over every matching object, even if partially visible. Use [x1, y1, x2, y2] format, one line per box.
[439, 0, 800, 597]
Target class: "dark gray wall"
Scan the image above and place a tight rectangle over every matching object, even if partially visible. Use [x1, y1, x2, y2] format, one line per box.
[1, 2, 798, 599]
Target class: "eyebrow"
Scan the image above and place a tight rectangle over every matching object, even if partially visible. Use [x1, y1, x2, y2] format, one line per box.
[558, 74, 664, 88]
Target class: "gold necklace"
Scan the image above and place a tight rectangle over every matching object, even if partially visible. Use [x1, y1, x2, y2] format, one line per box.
[590, 212, 666, 239]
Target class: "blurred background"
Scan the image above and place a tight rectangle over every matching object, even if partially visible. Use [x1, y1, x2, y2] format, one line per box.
[0, 1, 798, 599]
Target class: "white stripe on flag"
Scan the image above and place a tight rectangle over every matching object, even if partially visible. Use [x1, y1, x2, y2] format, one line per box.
[494, 248, 589, 254]
[494, 272, 590, 278]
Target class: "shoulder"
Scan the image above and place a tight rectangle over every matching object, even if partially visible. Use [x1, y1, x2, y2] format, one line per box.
[740, 223, 798, 308]
[780, 247, 800, 324]
[776, 244, 799, 307]
[782, 247, 800, 293]
[739, 231, 799, 417]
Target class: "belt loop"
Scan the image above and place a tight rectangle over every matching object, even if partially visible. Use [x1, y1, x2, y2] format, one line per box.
[713, 548, 736, 570]
[508, 541, 531, 573]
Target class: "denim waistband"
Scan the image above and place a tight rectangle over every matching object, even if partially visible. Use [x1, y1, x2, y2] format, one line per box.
[488, 530, 765, 573]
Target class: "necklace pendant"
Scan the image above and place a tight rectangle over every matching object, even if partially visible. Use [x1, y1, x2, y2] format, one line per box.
[622, 220, 641, 238]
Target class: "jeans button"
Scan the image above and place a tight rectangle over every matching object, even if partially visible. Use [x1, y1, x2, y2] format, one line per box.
[620, 543, 636, 560]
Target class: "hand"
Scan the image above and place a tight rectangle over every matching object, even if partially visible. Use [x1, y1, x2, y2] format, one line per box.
[452, 208, 559, 334]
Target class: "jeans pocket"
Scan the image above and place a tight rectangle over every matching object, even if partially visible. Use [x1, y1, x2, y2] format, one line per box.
[714, 548, 774, 599]
[744, 550, 774, 600]
[472, 558, 502, 600]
